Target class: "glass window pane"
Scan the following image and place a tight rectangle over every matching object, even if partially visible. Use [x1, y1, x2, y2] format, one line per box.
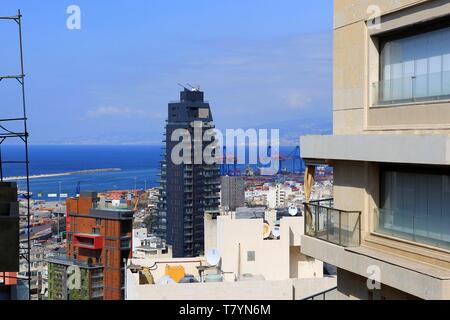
[378, 169, 450, 250]
[380, 26, 450, 102]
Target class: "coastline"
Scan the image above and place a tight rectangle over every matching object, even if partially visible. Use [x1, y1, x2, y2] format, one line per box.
[5, 168, 122, 181]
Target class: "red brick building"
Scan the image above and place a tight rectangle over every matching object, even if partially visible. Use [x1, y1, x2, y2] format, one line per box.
[48, 191, 133, 300]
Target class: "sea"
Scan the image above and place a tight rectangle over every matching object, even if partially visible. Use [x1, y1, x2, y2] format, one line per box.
[0, 145, 303, 200]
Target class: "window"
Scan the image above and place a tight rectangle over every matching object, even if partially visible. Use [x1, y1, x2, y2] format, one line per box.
[198, 108, 209, 119]
[376, 168, 450, 250]
[247, 251, 256, 262]
[96, 218, 101, 227]
[377, 25, 450, 104]
[92, 228, 100, 235]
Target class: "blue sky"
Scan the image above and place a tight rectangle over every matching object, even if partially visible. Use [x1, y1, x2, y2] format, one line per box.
[1, 0, 333, 145]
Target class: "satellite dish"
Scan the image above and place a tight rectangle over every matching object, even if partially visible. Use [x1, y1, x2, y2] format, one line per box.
[288, 206, 298, 216]
[263, 222, 271, 239]
[157, 275, 176, 285]
[272, 226, 281, 238]
[206, 249, 221, 266]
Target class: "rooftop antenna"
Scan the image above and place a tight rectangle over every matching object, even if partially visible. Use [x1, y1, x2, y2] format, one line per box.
[186, 83, 201, 92]
[177, 83, 190, 91]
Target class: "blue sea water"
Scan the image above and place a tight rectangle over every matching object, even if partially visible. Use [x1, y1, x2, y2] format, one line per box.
[1, 145, 161, 198]
[0, 145, 303, 199]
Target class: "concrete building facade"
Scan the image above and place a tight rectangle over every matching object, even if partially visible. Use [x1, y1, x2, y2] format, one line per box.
[212, 215, 323, 282]
[155, 88, 221, 258]
[300, 0, 450, 300]
[126, 213, 331, 300]
[220, 176, 245, 211]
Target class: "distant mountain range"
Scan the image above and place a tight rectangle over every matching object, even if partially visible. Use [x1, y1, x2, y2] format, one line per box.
[32, 116, 332, 146]
[250, 116, 333, 146]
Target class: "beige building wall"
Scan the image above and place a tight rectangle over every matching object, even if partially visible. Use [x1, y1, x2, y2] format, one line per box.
[335, 268, 418, 300]
[299, 0, 450, 300]
[333, 0, 450, 134]
[126, 276, 338, 301]
[331, 0, 450, 264]
[215, 215, 323, 282]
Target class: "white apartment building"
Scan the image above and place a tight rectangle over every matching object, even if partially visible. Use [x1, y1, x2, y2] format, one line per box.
[125, 213, 335, 300]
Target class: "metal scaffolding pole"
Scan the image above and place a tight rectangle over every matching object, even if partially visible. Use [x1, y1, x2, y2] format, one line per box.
[0, 9, 32, 300]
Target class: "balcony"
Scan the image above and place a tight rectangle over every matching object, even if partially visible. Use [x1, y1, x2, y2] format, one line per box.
[304, 199, 361, 247]
[372, 71, 450, 106]
[73, 234, 104, 250]
[120, 238, 131, 250]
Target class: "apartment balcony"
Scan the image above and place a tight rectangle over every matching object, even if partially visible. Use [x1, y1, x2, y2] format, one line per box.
[204, 179, 220, 185]
[301, 200, 450, 300]
[120, 238, 131, 250]
[204, 194, 220, 200]
[300, 134, 450, 166]
[73, 234, 104, 250]
[304, 199, 361, 248]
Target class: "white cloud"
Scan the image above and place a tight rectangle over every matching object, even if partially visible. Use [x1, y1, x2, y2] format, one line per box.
[87, 106, 145, 118]
[281, 92, 312, 109]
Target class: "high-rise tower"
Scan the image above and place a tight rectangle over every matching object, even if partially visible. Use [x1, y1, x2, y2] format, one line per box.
[156, 88, 220, 258]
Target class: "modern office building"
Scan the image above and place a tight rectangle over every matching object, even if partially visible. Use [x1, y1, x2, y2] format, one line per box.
[300, 0, 450, 300]
[47, 191, 133, 300]
[156, 88, 221, 258]
[220, 176, 245, 211]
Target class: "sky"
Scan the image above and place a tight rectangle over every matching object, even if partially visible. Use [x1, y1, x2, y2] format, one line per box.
[1, 0, 333, 145]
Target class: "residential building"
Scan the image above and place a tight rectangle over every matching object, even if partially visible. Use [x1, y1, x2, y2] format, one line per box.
[209, 214, 323, 282]
[220, 176, 245, 210]
[155, 88, 221, 258]
[132, 228, 172, 259]
[300, 0, 450, 300]
[47, 191, 133, 300]
[126, 212, 335, 300]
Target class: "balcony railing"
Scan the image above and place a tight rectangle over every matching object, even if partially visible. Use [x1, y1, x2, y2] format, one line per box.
[304, 199, 361, 247]
[372, 71, 450, 106]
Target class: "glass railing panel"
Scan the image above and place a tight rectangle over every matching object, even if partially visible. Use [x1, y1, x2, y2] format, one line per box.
[304, 200, 361, 247]
[372, 70, 450, 106]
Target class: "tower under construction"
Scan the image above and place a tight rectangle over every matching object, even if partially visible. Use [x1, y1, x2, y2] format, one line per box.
[155, 88, 220, 258]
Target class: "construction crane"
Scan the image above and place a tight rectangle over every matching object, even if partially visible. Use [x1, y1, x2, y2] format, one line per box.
[266, 146, 303, 175]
